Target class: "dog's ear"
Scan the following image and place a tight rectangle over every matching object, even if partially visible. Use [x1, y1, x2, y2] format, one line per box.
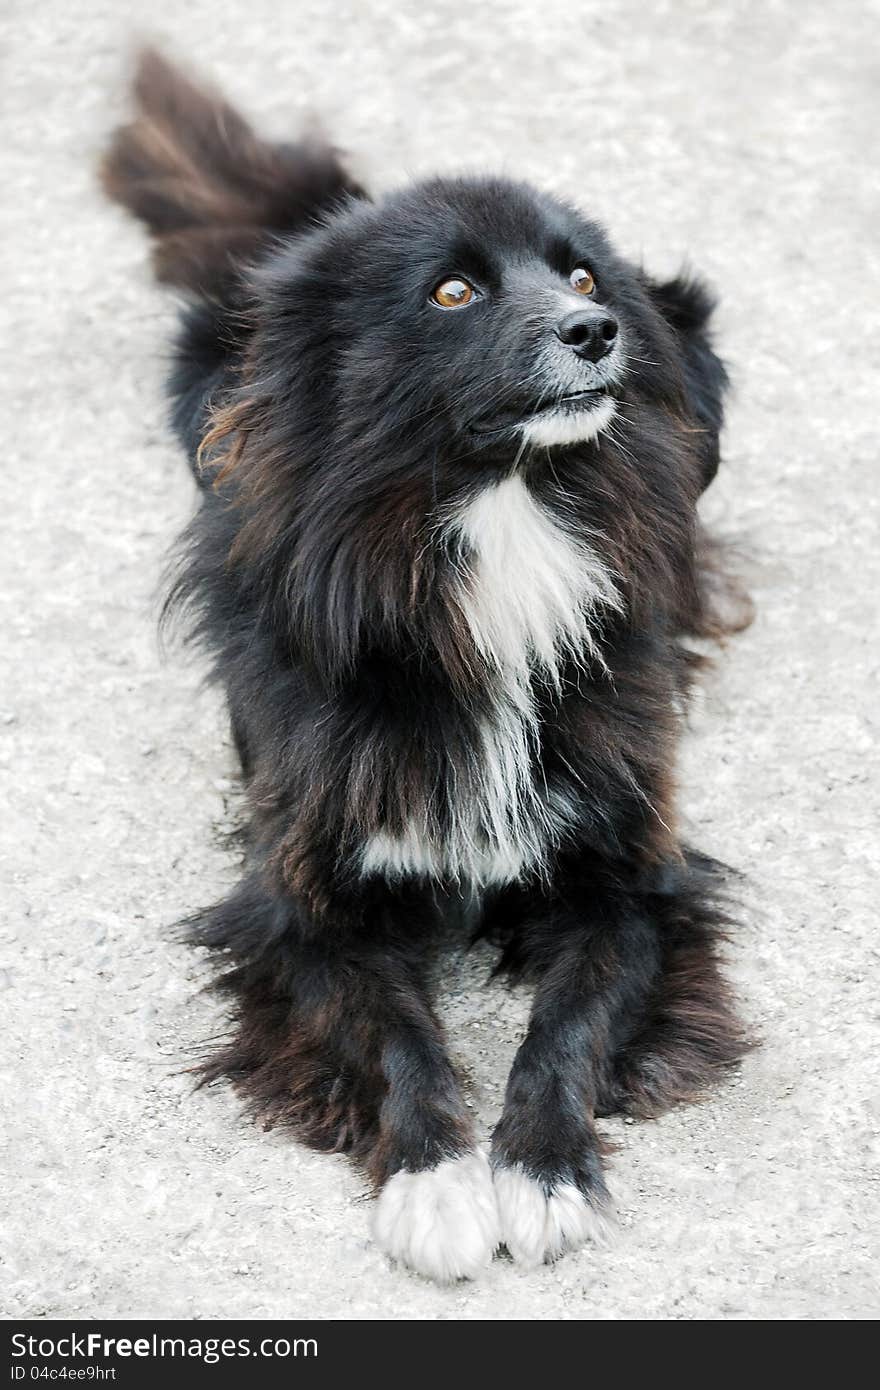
[640, 271, 728, 491]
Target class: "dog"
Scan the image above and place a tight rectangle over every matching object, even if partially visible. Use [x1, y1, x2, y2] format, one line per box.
[102, 49, 752, 1282]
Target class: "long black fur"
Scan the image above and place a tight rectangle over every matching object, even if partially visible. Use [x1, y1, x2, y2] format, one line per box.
[102, 49, 752, 1273]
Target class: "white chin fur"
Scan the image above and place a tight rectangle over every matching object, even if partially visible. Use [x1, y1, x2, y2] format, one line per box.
[493, 1164, 614, 1268]
[519, 395, 616, 448]
[372, 1151, 501, 1282]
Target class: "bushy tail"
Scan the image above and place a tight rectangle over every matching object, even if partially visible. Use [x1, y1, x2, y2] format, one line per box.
[101, 47, 364, 301]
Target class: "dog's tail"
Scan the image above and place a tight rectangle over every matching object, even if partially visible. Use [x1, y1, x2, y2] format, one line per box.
[101, 47, 364, 302]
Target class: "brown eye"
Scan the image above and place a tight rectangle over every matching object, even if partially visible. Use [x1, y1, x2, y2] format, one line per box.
[430, 276, 476, 309]
[570, 265, 596, 295]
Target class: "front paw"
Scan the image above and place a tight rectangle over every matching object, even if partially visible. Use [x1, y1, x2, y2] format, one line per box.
[492, 1163, 614, 1268]
[371, 1150, 500, 1282]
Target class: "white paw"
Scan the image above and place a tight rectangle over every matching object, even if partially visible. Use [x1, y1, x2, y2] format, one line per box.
[493, 1164, 614, 1268]
[371, 1151, 501, 1282]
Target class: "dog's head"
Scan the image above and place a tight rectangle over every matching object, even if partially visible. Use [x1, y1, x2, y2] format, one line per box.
[244, 177, 687, 469]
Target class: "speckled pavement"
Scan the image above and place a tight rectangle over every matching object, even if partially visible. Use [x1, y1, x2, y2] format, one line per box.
[2, 0, 878, 1319]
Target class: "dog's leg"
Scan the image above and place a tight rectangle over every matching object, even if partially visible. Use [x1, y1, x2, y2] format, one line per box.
[603, 854, 751, 1119]
[489, 853, 744, 1266]
[193, 875, 499, 1282]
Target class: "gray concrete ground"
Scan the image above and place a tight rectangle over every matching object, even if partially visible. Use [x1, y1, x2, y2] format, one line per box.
[2, 0, 879, 1321]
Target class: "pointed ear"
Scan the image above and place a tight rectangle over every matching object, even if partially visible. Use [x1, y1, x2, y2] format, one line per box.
[641, 271, 729, 491]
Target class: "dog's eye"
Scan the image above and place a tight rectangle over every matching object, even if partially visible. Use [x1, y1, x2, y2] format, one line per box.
[430, 276, 477, 309]
[570, 265, 596, 295]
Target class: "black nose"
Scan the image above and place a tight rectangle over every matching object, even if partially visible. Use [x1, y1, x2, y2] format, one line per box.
[556, 309, 618, 362]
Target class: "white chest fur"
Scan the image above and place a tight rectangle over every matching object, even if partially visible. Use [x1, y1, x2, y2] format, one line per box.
[361, 476, 620, 886]
[452, 474, 619, 684]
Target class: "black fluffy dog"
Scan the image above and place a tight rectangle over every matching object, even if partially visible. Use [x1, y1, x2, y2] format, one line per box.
[103, 50, 751, 1280]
